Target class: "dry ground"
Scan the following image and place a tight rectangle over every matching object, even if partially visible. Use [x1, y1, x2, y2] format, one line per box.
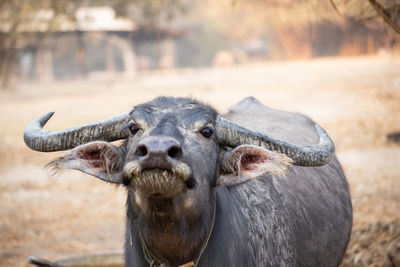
[0, 55, 399, 266]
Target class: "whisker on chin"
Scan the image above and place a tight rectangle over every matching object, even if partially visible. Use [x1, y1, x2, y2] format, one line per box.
[124, 161, 142, 178]
[123, 160, 193, 197]
[172, 162, 191, 182]
[124, 160, 191, 182]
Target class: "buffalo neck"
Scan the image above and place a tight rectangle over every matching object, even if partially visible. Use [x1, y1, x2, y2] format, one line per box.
[128, 190, 215, 266]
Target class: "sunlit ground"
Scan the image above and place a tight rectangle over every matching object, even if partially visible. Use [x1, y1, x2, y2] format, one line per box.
[1, 54, 400, 266]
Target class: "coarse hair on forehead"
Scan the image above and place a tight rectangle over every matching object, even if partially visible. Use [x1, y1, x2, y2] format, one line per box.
[130, 97, 217, 119]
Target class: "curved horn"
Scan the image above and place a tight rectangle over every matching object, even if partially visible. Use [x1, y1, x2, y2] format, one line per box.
[215, 116, 335, 166]
[24, 112, 130, 152]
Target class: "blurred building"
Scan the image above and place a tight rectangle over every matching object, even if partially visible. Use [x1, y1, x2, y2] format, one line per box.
[14, 7, 181, 82]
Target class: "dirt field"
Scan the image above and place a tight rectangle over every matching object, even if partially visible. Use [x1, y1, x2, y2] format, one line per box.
[1, 55, 399, 266]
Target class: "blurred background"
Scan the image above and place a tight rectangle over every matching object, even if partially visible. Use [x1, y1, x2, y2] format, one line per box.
[0, 0, 400, 266]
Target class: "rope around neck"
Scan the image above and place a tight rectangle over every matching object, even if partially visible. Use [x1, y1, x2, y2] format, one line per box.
[136, 191, 217, 267]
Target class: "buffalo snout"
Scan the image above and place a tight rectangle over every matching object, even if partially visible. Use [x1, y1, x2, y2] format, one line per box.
[135, 136, 182, 171]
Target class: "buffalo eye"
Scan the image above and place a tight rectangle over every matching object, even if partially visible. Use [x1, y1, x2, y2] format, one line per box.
[200, 127, 213, 138]
[126, 122, 140, 136]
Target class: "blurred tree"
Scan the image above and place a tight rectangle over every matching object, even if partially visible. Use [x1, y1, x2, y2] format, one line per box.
[233, 0, 400, 34]
[368, 0, 400, 33]
[329, 0, 400, 34]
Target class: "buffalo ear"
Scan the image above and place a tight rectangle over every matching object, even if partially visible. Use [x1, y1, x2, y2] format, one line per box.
[47, 141, 125, 184]
[217, 145, 292, 187]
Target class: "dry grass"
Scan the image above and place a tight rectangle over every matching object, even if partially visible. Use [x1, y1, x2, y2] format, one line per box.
[1, 55, 400, 266]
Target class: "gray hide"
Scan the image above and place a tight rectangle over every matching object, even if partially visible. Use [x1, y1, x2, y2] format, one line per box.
[222, 97, 319, 145]
[204, 97, 353, 266]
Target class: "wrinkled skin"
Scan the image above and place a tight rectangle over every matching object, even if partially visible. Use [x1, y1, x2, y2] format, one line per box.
[49, 97, 352, 267]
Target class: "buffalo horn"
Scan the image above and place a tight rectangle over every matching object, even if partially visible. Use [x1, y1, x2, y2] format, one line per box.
[215, 116, 335, 166]
[24, 112, 130, 152]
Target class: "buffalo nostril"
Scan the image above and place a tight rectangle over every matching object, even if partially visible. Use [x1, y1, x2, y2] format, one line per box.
[185, 178, 196, 189]
[168, 146, 182, 159]
[136, 145, 148, 157]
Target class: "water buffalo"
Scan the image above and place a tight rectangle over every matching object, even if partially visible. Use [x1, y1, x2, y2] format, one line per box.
[24, 96, 352, 267]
